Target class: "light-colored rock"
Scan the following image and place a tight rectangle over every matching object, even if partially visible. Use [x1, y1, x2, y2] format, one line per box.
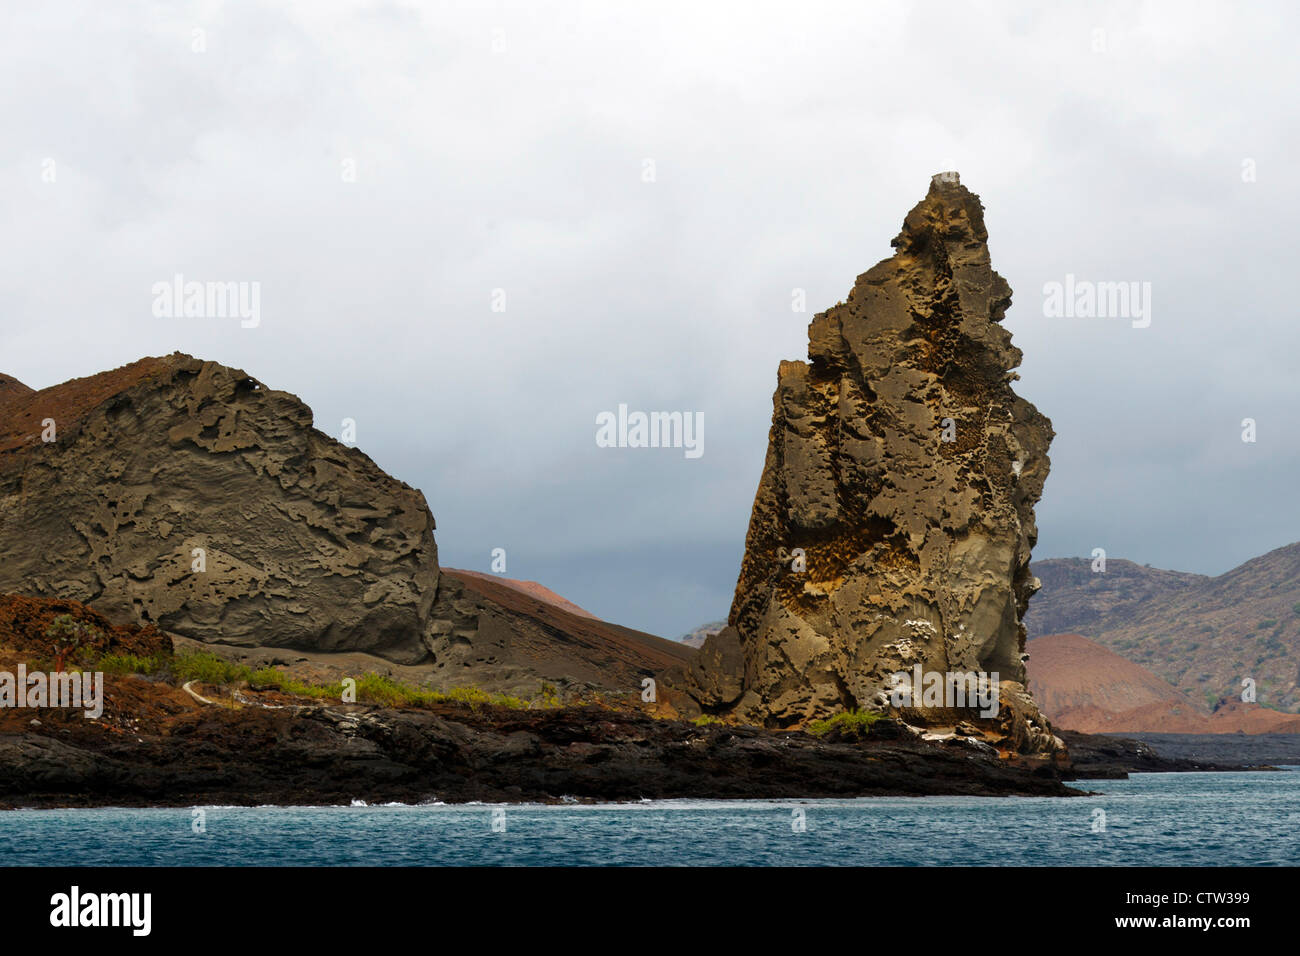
[679, 175, 1054, 734]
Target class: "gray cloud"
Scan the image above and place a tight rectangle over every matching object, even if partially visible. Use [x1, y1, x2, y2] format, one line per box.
[3, 1, 1296, 638]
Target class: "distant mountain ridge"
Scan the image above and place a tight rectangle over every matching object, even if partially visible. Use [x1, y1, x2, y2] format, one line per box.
[1027, 544, 1300, 713]
[1025, 559, 1208, 638]
[678, 621, 725, 649]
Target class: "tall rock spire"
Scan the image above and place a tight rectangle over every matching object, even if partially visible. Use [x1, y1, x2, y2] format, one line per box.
[684, 174, 1054, 729]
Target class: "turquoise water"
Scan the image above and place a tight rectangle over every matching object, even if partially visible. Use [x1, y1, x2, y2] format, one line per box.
[2, 771, 1296, 866]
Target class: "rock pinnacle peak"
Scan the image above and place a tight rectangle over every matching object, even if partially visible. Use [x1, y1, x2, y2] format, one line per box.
[670, 177, 1057, 753]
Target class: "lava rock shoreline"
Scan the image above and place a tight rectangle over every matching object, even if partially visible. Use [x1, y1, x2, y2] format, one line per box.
[0, 680, 1088, 808]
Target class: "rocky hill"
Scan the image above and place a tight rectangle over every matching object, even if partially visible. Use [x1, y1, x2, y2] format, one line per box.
[1025, 559, 1207, 638]
[431, 570, 691, 695]
[0, 354, 687, 696]
[1027, 633, 1189, 723]
[0, 354, 440, 662]
[1025, 633, 1300, 733]
[0, 373, 32, 404]
[1027, 547, 1300, 713]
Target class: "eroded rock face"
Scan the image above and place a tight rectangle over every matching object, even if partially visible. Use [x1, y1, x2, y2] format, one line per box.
[0, 354, 439, 663]
[684, 175, 1054, 729]
[0, 355, 692, 690]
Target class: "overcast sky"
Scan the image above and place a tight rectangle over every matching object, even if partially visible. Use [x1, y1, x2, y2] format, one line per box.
[3, 1, 1297, 638]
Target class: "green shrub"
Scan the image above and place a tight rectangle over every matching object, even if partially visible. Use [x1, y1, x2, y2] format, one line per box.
[447, 685, 491, 707]
[355, 672, 409, 707]
[96, 651, 171, 676]
[146, 650, 339, 698]
[247, 666, 287, 690]
[808, 709, 884, 739]
[43, 614, 102, 671]
[245, 667, 339, 698]
[444, 685, 528, 709]
[173, 649, 251, 686]
[343, 675, 529, 710]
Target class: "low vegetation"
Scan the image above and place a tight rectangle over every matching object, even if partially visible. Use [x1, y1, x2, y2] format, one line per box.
[808, 709, 885, 739]
[43, 614, 102, 672]
[96, 651, 172, 676]
[87, 647, 540, 711]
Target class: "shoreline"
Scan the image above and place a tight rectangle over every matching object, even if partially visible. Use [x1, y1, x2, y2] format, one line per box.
[0, 770, 1282, 813]
[1, 652, 1283, 809]
[2, 675, 1089, 805]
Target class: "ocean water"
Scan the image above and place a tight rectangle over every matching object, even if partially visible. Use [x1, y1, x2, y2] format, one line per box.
[2, 770, 1296, 866]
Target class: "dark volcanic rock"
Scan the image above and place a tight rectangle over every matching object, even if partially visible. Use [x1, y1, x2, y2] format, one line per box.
[1057, 730, 1265, 778]
[0, 685, 1081, 807]
[676, 175, 1054, 730]
[0, 593, 1076, 805]
[1119, 732, 1300, 767]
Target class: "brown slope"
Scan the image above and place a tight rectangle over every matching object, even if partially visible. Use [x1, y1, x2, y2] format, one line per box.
[0, 373, 34, 408]
[1028, 633, 1187, 716]
[0, 592, 170, 659]
[0, 357, 172, 457]
[1028, 547, 1300, 713]
[447, 568, 597, 619]
[439, 569, 693, 694]
[1027, 633, 1300, 733]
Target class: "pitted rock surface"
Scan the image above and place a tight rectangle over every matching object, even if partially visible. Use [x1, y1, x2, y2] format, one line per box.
[684, 175, 1054, 728]
[0, 354, 439, 662]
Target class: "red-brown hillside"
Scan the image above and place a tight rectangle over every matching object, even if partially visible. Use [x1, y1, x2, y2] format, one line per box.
[0, 357, 170, 457]
[1027, 633, 1300, 734]
[447, 569, 598, 619]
